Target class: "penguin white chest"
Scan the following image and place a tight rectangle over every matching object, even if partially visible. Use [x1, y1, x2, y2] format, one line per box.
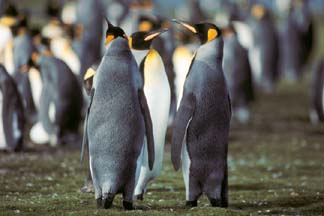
[0, 91, 6, 149]
[172, 46, 194, 109]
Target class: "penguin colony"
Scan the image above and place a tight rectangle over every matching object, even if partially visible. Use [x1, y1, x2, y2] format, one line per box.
[0, 0, 319, 211]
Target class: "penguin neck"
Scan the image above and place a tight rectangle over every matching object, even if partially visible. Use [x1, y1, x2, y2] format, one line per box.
[196, 37, 223, 63]
[143, 48, 165, 86]
[132, 49, 149, 65]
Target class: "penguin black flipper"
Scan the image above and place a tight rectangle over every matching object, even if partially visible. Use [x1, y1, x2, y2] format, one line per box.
[2, 76, 24, 151]
[80, 89, 95, 165]
[171, 92, 196, 171]
[138, 89, 155, 170]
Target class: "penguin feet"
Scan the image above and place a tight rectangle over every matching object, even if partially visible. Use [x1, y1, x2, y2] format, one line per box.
[135, 193, 144, 200]
[80, 179, 94, 193]
[186, 200, 197, 207]
[123, 201, 134, 210]
[208, 198, 222, 207]
[96, 197, 102, 208]
[102, 193, 115, 209]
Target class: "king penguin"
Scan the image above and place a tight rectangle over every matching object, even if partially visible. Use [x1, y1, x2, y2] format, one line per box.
[128, 29, 171, 200]
[222, 24, 254, 124]
[0, 64, 24, 152]
[172, 19, 231, 208]
[27, 40, 83, 146]
[81, 20, 155, 210]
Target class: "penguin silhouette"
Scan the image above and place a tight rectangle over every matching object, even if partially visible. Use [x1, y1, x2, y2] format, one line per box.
[0, 64, 24, 152]
[81, 20, 154, 210]
[28, 42, 83, 146]
[11, 14, 38, 125]
[222, 24, 254, 124]
[172, 19, 231, 208]
[128, 29, 171, 200]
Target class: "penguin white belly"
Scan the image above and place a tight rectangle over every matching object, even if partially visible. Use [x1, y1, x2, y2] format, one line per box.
[172, 46, 194, 109]
[4, 40, 14, 75]
[181, 117, 192, 200]
[51, 38, 81, 75]
[49, 102, 56, 123]
[28, 67, 43, 110]
[134, 49, 171, 196]
[0, 92, 6, 149]
[30, 122, 50, 144]
[249, 46, 262, 84]
[0, 25, 12, 64]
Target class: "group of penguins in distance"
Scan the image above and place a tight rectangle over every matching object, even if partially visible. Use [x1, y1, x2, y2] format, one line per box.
[0, 0, 322, 210]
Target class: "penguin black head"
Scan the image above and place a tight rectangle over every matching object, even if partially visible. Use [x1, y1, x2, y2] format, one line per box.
[138, 15, 170, 32]
[172, 19, 221, 45]
[47, 0, 61, 19]
[105, 19, 127, 46]
[129, 29, 168, 50]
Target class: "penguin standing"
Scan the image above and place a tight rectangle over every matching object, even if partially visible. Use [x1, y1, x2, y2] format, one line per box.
[76, 0, 105, 81]
[0, 64, 24, 151]
[128, 29, 171, 199]
[81, 23, 154, 209]
[11, 15, 38, 125]
[222, 24, 254, 124]
[137, 15, 177, 123]
[172, 20, 231, 207]
[234, 4, 279, 92]
[281, 0, 313, 80]
[310, 58, 324, 124]
[28, 42, 83, 146]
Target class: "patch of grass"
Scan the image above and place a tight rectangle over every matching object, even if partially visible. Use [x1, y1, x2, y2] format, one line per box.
[1, 77, 324, 215]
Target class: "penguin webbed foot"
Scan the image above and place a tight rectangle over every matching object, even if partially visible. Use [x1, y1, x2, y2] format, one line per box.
[102, 193, 115, 209]
[208, 197, 226, 208]
[135, 192, 144, 201]
[96, 197, 102, 208]
[123, 200, 134, 210]
[186, 200, 198, 207]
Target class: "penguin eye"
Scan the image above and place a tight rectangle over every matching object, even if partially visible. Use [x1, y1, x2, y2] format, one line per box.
[207, 28, 218, 42]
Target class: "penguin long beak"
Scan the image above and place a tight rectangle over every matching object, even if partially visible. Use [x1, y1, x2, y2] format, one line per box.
[144, 28, 168, 41]
[172, 19, 197, 33]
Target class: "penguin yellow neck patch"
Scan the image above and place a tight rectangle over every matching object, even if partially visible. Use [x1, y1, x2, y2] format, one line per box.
[128, 37, 133, 48]
[0, 16, 17, 26]
[207, 29, 218, 42]
[139, 21, 152, 31]
[84, 68, 96, 81]
[105, 35, 115, 45]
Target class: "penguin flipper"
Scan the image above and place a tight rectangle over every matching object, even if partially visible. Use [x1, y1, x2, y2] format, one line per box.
[138, 89, 155, 170]
[80, 89, 95, 165]
[171, 92, 196, 171]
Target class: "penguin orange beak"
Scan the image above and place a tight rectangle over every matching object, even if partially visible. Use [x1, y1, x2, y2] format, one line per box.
[144, 28, 168, 41]
[172, 19, 197, 33]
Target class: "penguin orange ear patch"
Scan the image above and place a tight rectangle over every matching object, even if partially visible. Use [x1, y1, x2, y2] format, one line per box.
[139, 21, 152, 31]
[84, 67, 96, 81]
[207, 29, 218, 42]
[105, 35, 115, 45]
[31, 52, 39, 62]
[251, 4, 266, 19]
